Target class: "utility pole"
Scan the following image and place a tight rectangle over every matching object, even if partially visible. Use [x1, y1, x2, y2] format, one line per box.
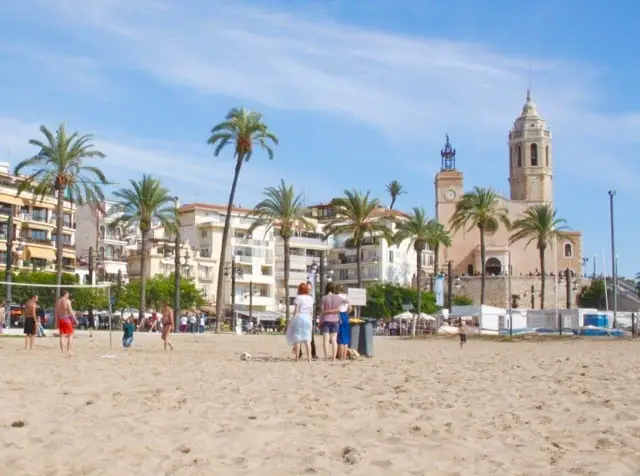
[565, 268, 571, 309]
[88, 246, 95, 334]
[173, 197, 181, 331]
[4, 205, 13, 329]
[447, 260, 453, 312]
[249, 280, 253, 320]
[530, 285, 535, 309]
[608, 190, 617, 328]
[230, 257, 237, 323]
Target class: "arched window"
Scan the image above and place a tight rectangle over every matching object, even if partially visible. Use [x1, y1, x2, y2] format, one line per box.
[115, 228, 121, 240]
[99, 246, 105, 259]
[564, 243, 573, 258]
[467, 264, 474, 275]
[545, 146, 549, 167]
[106, 245, 114, 259]
[530, 143, 538, 166]
[114, 247, 121, 259]
[486, 258, 502, 275]
[517, 146, 522, 167]
[99, 225, 105, 239]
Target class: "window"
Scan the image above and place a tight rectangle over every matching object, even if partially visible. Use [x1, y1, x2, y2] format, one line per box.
[106, 245, 114, 259]
[31, 230, 48, 241]
[99, 225, 106, 239]
[545, 146, 549, 167]
[201, 230, 207, 238]
[388, 250, 394, 264]
[564, 243, 573, 258]
[517, 146, 522, 167]
[99, 246, 105, 259]
[530, 143, 538, 166]
[200, 248, 210, 258]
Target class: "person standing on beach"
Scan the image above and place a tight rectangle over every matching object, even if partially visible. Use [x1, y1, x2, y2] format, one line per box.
[55, 290, 76, 355]
[23, 295, 38, 350]
[335, 285, 352, 360]
[161, 301, 174, 351]
[122, 315, 135, 348]
[320, 283, 344, 361]
[458, 318, 467, 350]
[286, 283, 314, 362]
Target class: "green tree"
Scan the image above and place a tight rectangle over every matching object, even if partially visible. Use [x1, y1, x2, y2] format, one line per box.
[362, 283, 437, 318]
[14, 124, 108, 299]
[510, 204, 570, 309]
[72, 288, 108, 311]
[0, 270, 78, 309]
[207, 107, 278, 331]
[578, 279, 606, 309]
[145, 275, 204, 310]
[247, 180, 313, 322]
[109, 175, 177, 321]
[385, 180, 405, 210]
[449, 186, 510, 304]
[324, 190, 393, 287]
[425, 218, 452, 286]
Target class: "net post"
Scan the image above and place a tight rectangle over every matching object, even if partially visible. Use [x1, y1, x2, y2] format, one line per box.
[107, 284, 113, 351]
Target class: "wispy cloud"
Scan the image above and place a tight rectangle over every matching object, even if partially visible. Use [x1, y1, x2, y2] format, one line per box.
[2, 0, 639, 195]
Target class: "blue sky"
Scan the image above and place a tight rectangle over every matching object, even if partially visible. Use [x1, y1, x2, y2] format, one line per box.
[0, 0, 637, 276]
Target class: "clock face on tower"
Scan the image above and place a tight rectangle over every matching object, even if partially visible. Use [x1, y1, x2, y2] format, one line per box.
[445, 189, 456, 201]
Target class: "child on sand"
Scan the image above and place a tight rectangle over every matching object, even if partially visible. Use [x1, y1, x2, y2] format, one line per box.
[458, 318, 467, 350]
[122, 316, 135, 348]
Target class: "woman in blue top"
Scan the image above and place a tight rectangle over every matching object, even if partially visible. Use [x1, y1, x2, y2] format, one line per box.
[335, 285, 352, 359]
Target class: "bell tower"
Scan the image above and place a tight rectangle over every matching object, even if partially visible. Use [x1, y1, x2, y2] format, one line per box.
[508, 90, 553, 204]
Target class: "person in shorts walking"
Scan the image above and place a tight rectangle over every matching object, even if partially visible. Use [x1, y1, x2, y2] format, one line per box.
[23, 295, 38, 350]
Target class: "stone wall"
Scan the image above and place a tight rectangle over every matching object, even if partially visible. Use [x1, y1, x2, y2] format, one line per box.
[453, 275, 589, 309]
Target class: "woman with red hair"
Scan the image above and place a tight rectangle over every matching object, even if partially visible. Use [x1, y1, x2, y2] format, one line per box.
[286, 282, 314, 362]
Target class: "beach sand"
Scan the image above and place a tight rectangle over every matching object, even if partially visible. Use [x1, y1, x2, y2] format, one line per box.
[1, 332, 640, 476]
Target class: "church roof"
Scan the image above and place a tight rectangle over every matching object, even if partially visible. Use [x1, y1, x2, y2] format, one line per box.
[518, 89, 541, 120]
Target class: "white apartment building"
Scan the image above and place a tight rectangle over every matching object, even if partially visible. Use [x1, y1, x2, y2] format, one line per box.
[0, 162, 77, 275]
[76, 201, 135, 283]
[275, 226, 328, 310]
[179, 203, 277, 312]
[327, 223, 435, 288]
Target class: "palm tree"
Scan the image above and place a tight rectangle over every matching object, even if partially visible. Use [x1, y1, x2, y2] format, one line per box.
[393, 207, 434, 336]
[449, 186, 510, 304]
[208, 107, 278, 332]
[385, 180, 405, 210]
[425, 218, 452, 291]
[510, 204, 570, 308]
[324, 190, 393, 287]
[14, 124, 108, 299]
[109, 175, 176, 322]
[247, 180, 313, 322]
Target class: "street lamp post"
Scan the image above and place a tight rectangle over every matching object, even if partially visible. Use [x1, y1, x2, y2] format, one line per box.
[173, 197, 181, 331]
[307, 251, 332, 359]
[608, 190, 617, 328]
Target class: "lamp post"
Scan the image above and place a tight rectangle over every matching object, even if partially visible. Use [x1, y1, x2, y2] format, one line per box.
[608, 190, 617, 328]
[507, 250, 513, 336]
[224, 257, 240, 329]
[4, 205, 14, 329]
[447, 260, 453, 312]
[307, 251, 333, 359]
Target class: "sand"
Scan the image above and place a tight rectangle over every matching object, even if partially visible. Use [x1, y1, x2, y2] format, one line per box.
[1, 332, 640, 476]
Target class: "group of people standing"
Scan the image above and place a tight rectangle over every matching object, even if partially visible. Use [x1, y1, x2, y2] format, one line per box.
[286, 282, 352, 362]
[19, 291, 77, 354]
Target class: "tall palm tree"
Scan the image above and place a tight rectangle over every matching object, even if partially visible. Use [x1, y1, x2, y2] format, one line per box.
[449, 186, 510, 304]
[510, 204, 570, 309]
[208, 107, 278, 332]
[324, 190, 393, 287]
[247, 180, 313, 322]
[393, 207, 434, 336]
[385, 180, 405, 210]
[14, 123, 108, 299]
[425, 218, 452, 291]
[109, 175, 176, 322]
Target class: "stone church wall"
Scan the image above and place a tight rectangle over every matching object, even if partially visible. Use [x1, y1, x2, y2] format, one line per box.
[453, 275, 590, 309]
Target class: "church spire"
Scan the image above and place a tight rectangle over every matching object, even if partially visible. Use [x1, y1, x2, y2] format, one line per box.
[440, 134, 456, 171]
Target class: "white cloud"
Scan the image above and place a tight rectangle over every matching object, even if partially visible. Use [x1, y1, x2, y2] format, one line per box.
[2, 0, 639, 195]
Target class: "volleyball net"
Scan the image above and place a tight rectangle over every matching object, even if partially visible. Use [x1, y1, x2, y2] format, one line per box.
[0, 281, 115, 332]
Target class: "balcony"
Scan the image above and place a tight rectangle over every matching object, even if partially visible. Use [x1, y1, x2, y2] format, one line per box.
[234, 237, 271, 247]
[63, 243, 75, 251]
[20, 235, 54, 246]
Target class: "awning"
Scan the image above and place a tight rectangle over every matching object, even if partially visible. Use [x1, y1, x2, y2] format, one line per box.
[28, 200, 55, 210]
[236, 310, 283, 322]
[26, 246, 56, 261]
[0, 194, 23, 206]
[25, 222, 51, 231]
[63, 250, 76, 259]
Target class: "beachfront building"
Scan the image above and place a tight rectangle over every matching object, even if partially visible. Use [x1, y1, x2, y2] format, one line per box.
[75, 201, 135, 284]
[0, 161, 77, 275]
[305, 203, 435, 288]
[434, 91, 584, 307]
[274, 223, 328, 311]
[178, 203, 277, 312]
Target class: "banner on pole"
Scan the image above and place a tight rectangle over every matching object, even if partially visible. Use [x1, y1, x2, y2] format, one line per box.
[435, 275, 445, 307]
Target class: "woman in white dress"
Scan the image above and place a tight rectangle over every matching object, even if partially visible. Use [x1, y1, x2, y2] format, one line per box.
[286, 283, 314, 362]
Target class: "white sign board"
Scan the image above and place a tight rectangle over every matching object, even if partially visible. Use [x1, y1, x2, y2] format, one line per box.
[348, 288, 367, 306]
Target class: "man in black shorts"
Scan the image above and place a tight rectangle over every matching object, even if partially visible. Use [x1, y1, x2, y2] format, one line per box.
[23, 295, 38, 350]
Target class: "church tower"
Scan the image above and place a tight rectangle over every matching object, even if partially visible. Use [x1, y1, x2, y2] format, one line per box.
[508, 90, 553, 204]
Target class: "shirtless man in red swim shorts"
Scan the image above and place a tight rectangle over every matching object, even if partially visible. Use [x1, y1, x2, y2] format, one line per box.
[55, 290, 77, 355]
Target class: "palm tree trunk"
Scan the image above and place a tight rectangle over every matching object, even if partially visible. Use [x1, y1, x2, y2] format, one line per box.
[479, 225, 486, 305]
[283, 236, 291, 323]
[539, 245, 546, 309]
[356, 244, 363, 287]
[215, 155, 244, 332]
[139, 229, 148, 322]
[432, 243, 440, 292]
[54, 187, 65, 299]
[389, 197, 396, 210]
[414, 247, 422, 337]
